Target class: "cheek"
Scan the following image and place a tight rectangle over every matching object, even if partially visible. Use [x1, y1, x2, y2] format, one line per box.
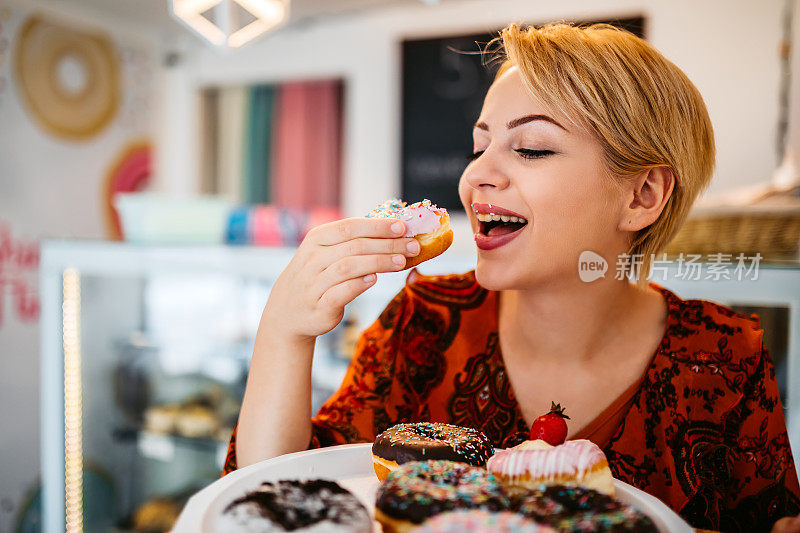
[457, 174, 471, 210]
[531, 174, 620, 245]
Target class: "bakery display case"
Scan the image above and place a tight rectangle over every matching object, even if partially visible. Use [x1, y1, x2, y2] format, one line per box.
[39, 241, 800, 532]
[39, 240, 477, 533]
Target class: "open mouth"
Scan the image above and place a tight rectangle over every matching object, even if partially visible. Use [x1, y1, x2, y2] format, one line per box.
[471, 203, 529, 251]
[476, 212, 529, 237]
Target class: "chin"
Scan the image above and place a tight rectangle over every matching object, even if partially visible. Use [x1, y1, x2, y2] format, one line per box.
[476, 252, 569, 291]
[474, 256, 525, 291]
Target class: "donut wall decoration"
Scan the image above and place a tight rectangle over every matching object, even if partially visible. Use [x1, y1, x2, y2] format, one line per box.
[14, 15, 120, 140]
[104, 141, 152, 240]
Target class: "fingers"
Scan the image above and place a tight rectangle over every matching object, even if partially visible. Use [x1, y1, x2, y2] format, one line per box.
[311, 237, 419, 271]
[315, 254, 406, 298]
[319, 274, 378, 309]
[307, 217, 406, 246]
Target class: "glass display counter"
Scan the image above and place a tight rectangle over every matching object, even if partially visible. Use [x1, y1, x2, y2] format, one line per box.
[39, 240, 476, 533]
[39, 240, 800, 532]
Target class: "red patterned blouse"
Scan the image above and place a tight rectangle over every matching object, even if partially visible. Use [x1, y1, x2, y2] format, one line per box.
[223, 270, 800, 531]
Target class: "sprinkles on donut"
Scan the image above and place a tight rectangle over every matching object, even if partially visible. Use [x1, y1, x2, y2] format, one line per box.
[217, 479, 372, 532]
[411, 510, 556, 533]
[375, 460, 512, 533]
[365, 199, 452, 269]
[514, 484, 658, 532]
[372, 422, 493, 481]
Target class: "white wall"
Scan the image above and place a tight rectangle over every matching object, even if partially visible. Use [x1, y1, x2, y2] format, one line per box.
[0, 1, 161, 528]
[159, 0, 789, 255]
[789, 0, 800, 160]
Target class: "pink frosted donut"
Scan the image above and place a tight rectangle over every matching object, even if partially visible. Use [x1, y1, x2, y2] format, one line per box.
[487, 439, 615, 495]
[412, 510, 555, 533]
[366, 199, 452, 268]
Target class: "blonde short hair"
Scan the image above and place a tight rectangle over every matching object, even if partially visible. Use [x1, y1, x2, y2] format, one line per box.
[493, 23, 715, 285]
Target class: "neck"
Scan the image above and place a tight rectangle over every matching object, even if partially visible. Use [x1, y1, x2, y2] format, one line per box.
[498, 276, 644, 364]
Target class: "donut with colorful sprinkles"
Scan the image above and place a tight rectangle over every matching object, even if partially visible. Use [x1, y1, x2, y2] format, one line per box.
[372, 422, 493, 481]
[514, 484, 658, 532]
[374, 460, 512, 533]
[411, 510, 556, 532]
[365, 199, 452, 268]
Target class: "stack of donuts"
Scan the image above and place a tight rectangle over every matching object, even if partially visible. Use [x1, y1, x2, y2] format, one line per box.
[371, 421, 658, 533]
[216, 419, 658, 532]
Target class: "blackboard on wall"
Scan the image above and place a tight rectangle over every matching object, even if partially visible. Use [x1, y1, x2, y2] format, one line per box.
[400, 17, 645, 213]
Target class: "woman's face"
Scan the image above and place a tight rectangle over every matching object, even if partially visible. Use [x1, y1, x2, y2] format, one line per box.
[458, 66, 629, 291]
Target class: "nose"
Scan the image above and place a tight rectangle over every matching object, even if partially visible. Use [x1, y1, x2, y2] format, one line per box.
[463, 151, 511, 191]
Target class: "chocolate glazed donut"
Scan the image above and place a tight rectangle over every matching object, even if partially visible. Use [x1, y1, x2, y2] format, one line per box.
[375, 460, 512, 533]
[372, 422, 493, 481]
[514, 485, 658, 532]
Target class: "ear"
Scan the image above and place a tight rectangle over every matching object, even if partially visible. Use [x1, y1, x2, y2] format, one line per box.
[618, 166, 675, 232]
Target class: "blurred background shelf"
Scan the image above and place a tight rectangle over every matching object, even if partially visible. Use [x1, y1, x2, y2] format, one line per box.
[38, 240, 478, 532]
[112, 427, 228, 461]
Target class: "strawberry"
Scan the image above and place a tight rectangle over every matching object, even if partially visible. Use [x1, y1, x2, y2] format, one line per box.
[529, 402, 570, 445]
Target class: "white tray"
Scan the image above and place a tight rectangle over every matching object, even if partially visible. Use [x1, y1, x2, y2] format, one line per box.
[174, 443, 693, 533]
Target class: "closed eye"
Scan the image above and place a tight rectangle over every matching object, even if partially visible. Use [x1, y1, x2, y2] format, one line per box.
[515, 148, 554, 160]
[466, 149, 554, 162]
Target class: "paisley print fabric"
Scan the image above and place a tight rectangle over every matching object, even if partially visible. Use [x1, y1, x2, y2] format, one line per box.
[222, 270, 800, 530]
[448, 332, 529, 449]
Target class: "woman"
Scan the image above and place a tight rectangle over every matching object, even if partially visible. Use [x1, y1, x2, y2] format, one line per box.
[225, 23, 800, 531]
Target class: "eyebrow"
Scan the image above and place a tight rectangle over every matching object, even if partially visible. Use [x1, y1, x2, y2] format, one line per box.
[474, 114, 567, 132]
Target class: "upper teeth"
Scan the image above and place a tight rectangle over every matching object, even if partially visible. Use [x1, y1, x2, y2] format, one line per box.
[476, 213, 527, 224]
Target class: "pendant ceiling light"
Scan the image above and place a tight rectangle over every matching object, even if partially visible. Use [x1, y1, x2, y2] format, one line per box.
[170, 0, 289, 48]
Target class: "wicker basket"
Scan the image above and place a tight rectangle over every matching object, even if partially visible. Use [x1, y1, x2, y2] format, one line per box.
[663, 204, 800, 260]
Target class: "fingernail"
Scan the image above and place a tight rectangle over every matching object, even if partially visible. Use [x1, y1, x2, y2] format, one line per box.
[363, 274, 375, 283]
[391, 222, 404, 234]
[406, 241, 420, 253]
[392, 255, 405, 266]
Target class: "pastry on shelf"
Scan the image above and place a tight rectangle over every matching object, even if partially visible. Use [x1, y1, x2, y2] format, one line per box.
[131, 497, 181, 532]
[142, 403, 180, 434]
[174, 404, 219, 439]
[141, 385, 237, 440]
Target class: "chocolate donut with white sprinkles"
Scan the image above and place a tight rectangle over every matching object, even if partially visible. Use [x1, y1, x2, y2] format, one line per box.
[372, 422, 493, 481]
[216, 479, 372, 532]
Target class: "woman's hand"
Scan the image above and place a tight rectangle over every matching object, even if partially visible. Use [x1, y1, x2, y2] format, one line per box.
[772, 515, 800, 533]
[235, 217, 420, 466]
[262, 217, 420, 342]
